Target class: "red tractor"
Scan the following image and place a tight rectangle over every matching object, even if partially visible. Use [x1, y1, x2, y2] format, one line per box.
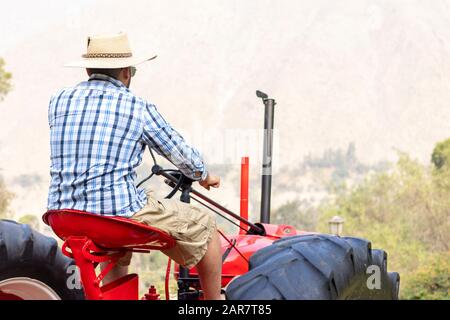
[0, 91, 399, 300]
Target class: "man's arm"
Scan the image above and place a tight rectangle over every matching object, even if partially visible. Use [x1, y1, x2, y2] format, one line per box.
[141, 102, 220, 189]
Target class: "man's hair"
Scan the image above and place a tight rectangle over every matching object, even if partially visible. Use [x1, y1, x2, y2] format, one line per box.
[87, 68, 123, 79]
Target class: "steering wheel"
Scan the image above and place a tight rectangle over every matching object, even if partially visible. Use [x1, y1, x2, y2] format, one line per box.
[136, 148, 194, 202]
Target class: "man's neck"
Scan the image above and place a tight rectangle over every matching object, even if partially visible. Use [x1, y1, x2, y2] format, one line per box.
[89, 73, 129, 89]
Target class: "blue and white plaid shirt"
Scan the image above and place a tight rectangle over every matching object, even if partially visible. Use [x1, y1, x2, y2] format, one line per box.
[47, 73, 207, 217]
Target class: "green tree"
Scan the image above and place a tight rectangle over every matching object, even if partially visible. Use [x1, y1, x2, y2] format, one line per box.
[0, 58, 13, 218]
[18, 214, 39, 230]
[431, 138, 450, 170]
[401, 253, 450, 300]
[272, 200, 318, 231]
[318, 153, 450, 299]
[431, 138, 450, 191]
[0, 58, 12, 101]
[0, 178, 13, 218]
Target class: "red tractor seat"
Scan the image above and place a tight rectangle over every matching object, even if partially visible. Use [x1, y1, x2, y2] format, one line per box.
[43, 209, 176, 251]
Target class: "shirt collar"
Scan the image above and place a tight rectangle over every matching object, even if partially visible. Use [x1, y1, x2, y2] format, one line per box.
[88, 73, 129, 91]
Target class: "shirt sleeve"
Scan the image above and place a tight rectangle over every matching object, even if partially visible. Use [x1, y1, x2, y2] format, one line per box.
[141, 102, 208, 181]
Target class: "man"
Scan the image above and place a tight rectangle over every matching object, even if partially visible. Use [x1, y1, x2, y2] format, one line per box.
[47, 32, 223, 299]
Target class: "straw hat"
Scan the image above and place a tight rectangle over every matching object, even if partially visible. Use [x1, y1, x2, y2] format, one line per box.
[65, 32, 157, 69]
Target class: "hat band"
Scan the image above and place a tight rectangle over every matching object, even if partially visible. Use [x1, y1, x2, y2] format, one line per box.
[82, 52, 133, 58]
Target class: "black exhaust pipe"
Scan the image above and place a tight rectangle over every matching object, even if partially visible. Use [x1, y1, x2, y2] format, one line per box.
[256, 90, 276, 224]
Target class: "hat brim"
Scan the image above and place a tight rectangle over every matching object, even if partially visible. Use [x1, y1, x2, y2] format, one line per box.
[64, 54, 157, 68]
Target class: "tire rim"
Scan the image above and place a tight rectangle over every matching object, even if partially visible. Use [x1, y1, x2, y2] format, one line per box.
[0, 277, 61, 300]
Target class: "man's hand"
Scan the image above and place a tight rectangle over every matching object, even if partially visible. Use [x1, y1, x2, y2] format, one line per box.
[199, 173, 220, 190]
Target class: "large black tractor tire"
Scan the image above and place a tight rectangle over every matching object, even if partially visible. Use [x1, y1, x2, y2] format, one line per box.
[0, 219, 84, 300]
[226, 234, 400, 300]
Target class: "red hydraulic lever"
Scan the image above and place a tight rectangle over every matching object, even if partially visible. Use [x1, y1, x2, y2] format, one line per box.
[239, 157, 249, 234]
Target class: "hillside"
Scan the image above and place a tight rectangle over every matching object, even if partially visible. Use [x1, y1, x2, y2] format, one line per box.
[1, 0, 450, 217]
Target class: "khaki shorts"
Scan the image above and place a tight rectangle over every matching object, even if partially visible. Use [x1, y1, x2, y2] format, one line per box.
[117, 191, 217, 269]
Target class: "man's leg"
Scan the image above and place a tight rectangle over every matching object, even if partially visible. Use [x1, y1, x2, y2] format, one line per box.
[99, 252, 132, 285]
[131, 193, 224, 299]
[99, 264, 129, 285]
[195, 230, 223, 300]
